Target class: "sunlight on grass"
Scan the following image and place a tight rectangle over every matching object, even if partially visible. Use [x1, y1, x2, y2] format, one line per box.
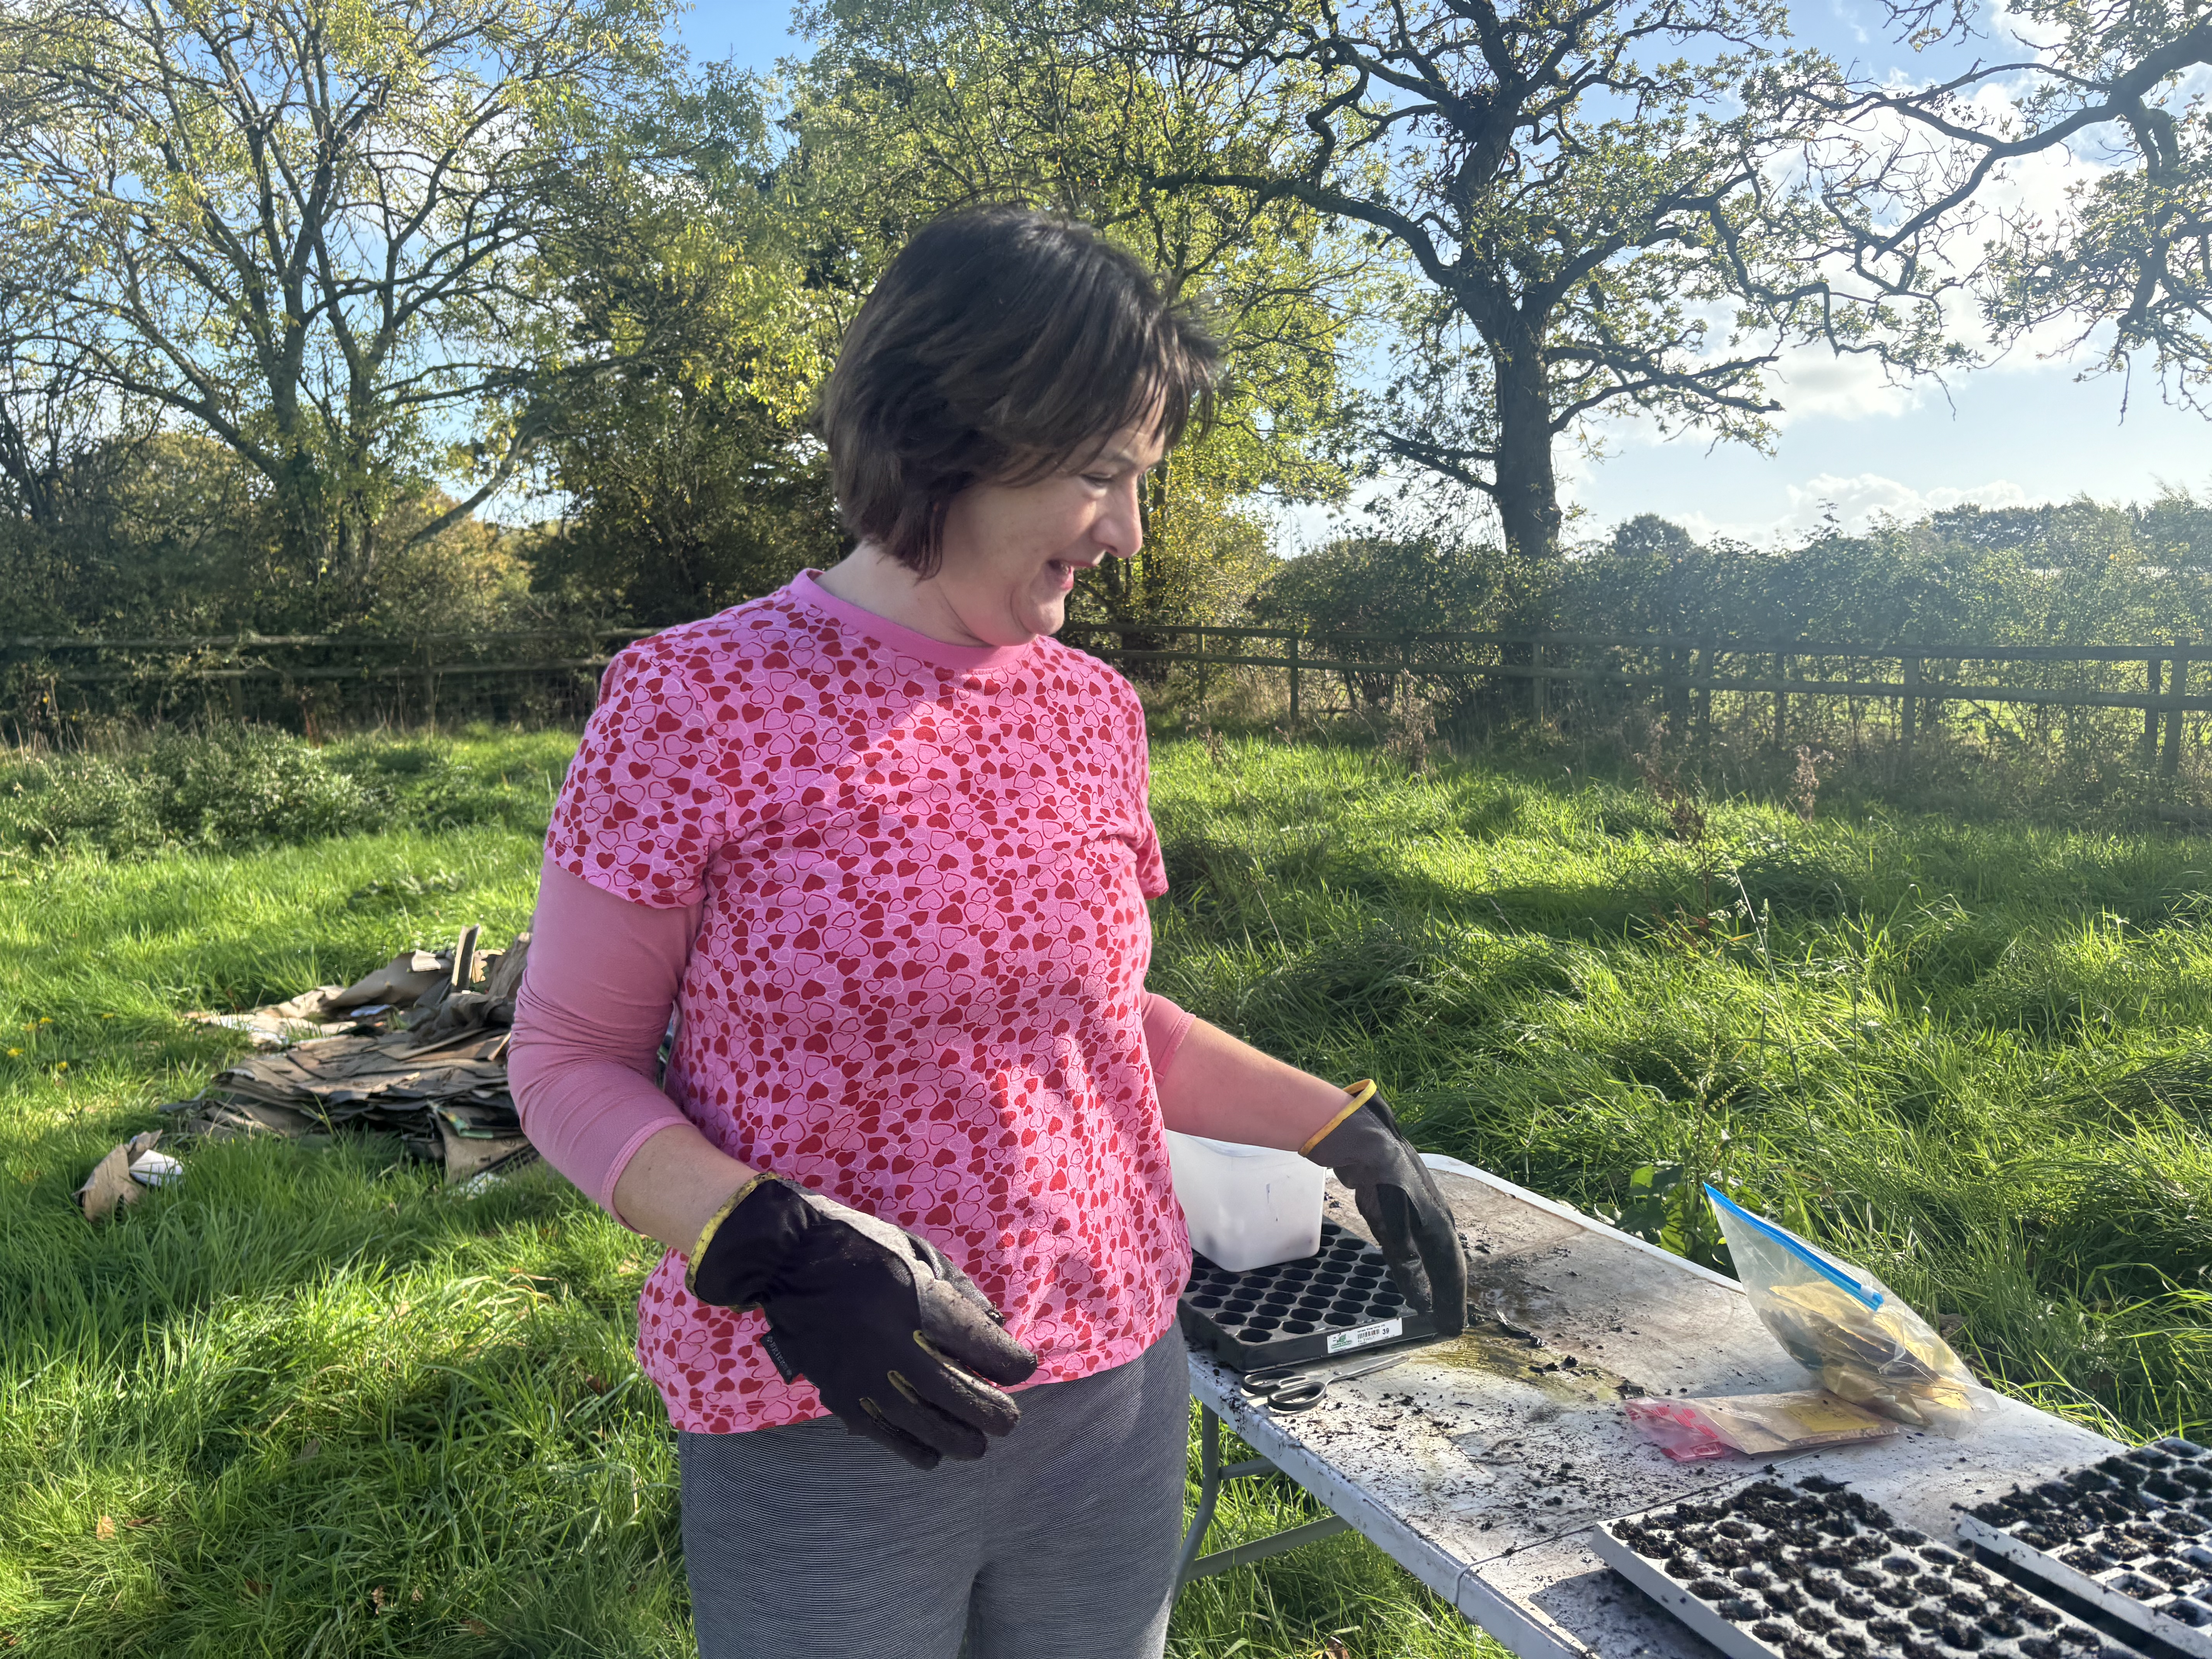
[2, 725, 2207, 1653]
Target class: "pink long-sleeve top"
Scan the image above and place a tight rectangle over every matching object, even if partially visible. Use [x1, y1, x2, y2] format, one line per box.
[508, 570, 1198, 1435]
[510, 861, 1195, 1223]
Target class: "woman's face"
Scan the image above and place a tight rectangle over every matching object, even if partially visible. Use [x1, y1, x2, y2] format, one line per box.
[930, 419, 1168, 647]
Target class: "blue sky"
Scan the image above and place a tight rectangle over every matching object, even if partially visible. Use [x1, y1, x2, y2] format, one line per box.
[673, 0, 2210, 544]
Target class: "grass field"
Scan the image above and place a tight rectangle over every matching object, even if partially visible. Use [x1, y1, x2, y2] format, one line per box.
[2, 725, 2208, 1655]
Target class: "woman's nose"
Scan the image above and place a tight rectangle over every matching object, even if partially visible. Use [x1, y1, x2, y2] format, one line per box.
[1098, 476, 1145, 560]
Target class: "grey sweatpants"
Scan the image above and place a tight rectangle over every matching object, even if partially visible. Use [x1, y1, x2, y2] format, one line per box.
[678, 1327, 1190, 1659]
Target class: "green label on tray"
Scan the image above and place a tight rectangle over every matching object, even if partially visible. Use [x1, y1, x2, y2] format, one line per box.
[1328, 1317, 1403, 1354]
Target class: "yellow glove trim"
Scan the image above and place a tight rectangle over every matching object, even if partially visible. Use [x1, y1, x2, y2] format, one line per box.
[1298, 1079, 1378, 1157]
[683, 1171, 781, 1298]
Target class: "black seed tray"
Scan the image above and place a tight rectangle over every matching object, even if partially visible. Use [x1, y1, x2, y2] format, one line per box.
[1594, 1474, 2135, 1659]
[1957, 1438, 2212, 1659]
[1178, 1220, 1437, 1372]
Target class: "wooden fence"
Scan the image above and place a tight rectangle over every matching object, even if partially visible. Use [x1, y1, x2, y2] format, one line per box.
[1, 627, 655, 730]
[1058, 622, 2212, 772]
[7, 622, 2210, 770]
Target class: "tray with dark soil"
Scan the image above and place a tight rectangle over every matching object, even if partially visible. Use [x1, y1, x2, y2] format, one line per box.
[1595, 1474, 2133, 1659]
[1956, 1438, 2212, 1659]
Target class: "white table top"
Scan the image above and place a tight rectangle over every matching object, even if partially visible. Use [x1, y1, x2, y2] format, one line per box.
[1185, 1157, 2119, 1659]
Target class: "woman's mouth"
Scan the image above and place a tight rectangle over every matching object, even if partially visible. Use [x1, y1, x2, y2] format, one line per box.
[1046, 558, 1082, 592]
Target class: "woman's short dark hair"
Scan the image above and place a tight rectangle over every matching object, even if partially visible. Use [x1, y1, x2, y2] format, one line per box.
[816, 206, 1222, 577]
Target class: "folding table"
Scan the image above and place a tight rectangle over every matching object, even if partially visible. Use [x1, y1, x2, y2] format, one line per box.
[1177, 1158, 2118, 1659]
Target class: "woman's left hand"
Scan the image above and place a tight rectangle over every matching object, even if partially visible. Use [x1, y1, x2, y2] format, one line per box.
[1150, 1015, 1468, 1331]
[1300, 1084, 1468, 1335]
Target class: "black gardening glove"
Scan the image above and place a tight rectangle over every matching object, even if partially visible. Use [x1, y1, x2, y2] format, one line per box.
[687, 1175, 1040, 1470]
[1302, 1083, 1468, 1337]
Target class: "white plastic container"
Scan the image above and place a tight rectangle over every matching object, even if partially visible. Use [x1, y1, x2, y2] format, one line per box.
[1165, 1130, 1326, 1272]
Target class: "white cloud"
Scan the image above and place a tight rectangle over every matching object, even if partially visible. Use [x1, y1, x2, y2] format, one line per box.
[1769, 345, 1932, 422]
[1657, 471, 2030, 544]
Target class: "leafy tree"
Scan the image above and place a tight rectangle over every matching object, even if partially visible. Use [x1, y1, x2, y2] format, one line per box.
[363, 493, 541, 641]
[785, 0, 1380, 624]
[1124, 0, 1946, 562]
[1251, 532, 1527, 705]
[0, 435, 283, 636]
[0, 0, 684, 592]
[527, 82, 849, 624]
[1824, 0, 2210, 410]
[532, 391, 845, 625]
[1252, 534, 1514, 638]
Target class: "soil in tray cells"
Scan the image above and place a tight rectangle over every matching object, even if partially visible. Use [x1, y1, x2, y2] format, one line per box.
[1611, 1474, 2119, 1659]
[1971, 1436, 2212, 1631]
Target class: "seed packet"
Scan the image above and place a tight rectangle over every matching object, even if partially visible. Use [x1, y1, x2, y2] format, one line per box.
[1626, 1389, 1902, 1461]
[1705, 1187, 1992, 1438]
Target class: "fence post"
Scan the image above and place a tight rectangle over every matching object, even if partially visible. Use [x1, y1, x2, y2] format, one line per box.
[1663, 642, 1689, 735]
[1695, 641, 1712, 746]
[1534, 641, 1548, 727]
[2163, 644, 2190, 775]
[422, 637, 438, 728]
[1774, 653, 1788, 751]
[2145, 656, 2164, 766]
[1900, 654, 1921, 758]
[228, 630, 247, 723]
[1287, 633, 1300, 725]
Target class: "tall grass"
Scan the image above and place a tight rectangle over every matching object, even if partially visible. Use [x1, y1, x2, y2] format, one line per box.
[1146, 737, 2212, 1441]
[2, 724, 2205, 1654]
[0, 728, 1495, 1656]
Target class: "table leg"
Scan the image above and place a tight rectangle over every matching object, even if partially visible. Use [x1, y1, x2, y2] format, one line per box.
[1177, 1401, 1352, 1586]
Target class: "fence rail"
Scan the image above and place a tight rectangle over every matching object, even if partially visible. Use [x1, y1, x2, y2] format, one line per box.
[1057, 622, 2210, 773]
[0, 626, 655, 730]
[7, 622, 2208, 771]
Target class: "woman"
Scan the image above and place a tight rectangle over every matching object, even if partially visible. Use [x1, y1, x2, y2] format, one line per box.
[509, 206, 1466, 1659]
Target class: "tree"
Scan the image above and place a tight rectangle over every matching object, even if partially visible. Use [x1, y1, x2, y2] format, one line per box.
[1127, 0, 1945, 562]
[0, 263, 159, 534]
[528, 78, 850, 624]
[533, 384, 846, 625]
[0, 433, 287, 637]
[1821, 2, 2210, 411]
[0, 0, 683, 592]
[785, 0, 1381, 624]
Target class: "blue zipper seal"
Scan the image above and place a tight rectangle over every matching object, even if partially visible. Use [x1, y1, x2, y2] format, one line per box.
[1705, 1185, 1884, 1311]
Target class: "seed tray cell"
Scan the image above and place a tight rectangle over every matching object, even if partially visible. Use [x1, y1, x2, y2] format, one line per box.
[1958, 1439, 2212, 1659]
[1178, 1220, 1437, 1371]
[1594, 1475, 2130, 1659]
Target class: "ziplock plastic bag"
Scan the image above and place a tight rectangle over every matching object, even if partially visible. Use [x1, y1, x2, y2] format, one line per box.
[1706, 1186, 1990, 1438]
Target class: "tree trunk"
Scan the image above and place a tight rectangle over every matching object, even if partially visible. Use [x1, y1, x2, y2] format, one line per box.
[1492, 334, 1561, 564]
[271, 447, 380, 599]
[1480, 328, 1560, 724]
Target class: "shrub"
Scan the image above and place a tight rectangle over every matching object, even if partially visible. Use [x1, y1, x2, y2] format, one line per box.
[3, 728, 383, 855]
[154, 729, 383, 847]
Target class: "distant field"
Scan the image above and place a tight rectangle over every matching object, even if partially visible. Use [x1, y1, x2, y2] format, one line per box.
[1, 725, 2206, 1655]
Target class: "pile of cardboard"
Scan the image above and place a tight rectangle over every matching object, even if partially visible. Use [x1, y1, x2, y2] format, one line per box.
[79, 926, 542, 1219]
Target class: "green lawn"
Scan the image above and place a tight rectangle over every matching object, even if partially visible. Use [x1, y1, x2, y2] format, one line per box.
[2, 726, 2207, 1654]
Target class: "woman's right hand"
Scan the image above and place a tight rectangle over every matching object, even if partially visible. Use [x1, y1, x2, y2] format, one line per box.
[686, 1175, 1040, 1469]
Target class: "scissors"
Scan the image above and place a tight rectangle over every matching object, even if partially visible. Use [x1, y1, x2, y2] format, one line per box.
[1238, 1349, 1419, 1413]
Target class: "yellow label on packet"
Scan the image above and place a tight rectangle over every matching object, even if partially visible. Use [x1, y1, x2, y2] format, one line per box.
[1783, 1395, 1889, 1432]
[1688, 1388, 1901, 1455]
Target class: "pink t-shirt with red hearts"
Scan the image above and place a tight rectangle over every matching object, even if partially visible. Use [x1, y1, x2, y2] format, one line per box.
[543, 571, 1189, 1434]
